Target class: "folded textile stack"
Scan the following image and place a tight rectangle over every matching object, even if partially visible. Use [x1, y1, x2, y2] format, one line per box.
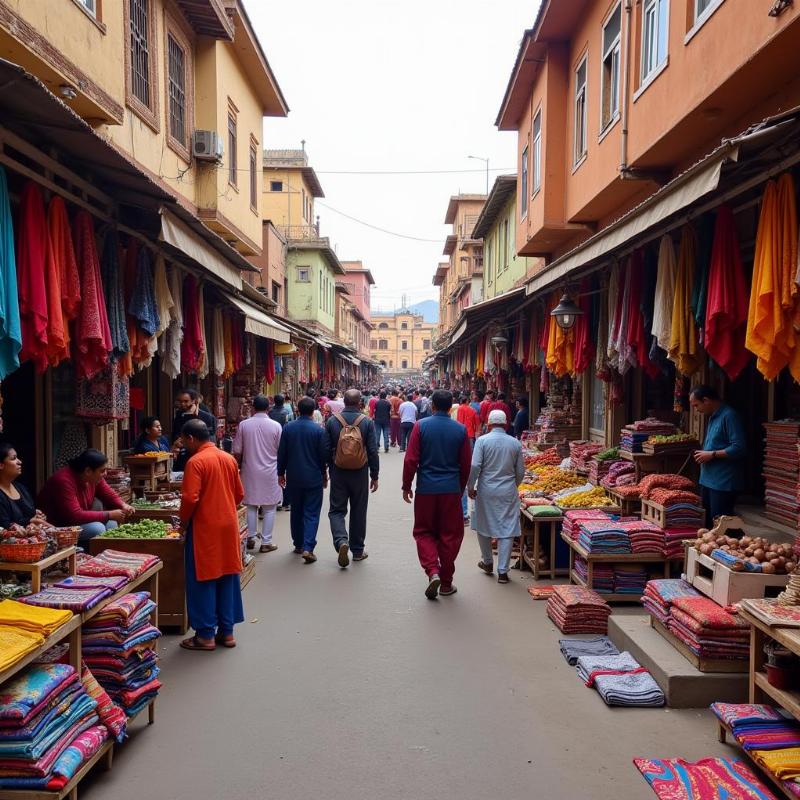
[667, 595, 749, 660]
[0, 601, 74, 672]
[558, 636, 619, 666]
[638, 474, 696, 499]
[546, 585, 612, 634]
[613, 564, 649, 595]
[641, 578, 701, 624]
[0, 664, 108, 791]
[576, 651, 665, 706]
[570, 441, 603, 472]
[562, 510, 612, 541]
[620, 420, 676, 454]
[664, 529, 695, 559]
[574, 557, 614, 593]
[53, 575, 129, 593]
[600, 462, 637, 490]
[589, 457, 623, 486]
[81, 592, 161, 717]
[77, 550, 160, 580]
[19, 586, 112, 613]
[647, 488, 704, 529]
[578, 520, 632, 554]
[625, 520, 666, 554]
[763, 421, 800, 528]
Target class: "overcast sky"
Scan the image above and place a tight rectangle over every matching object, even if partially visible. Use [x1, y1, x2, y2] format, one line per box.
[246, 0, 537, 313]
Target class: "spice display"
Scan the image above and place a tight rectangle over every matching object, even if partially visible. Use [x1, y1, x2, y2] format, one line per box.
[556, 487, 617, 510]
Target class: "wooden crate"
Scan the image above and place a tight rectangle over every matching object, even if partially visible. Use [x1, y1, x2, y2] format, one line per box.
[641, 498, 703, 529]
[684, 547, 789, 606]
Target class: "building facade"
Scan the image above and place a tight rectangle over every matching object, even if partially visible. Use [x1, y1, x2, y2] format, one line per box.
[370, 313, 434, 374]
[261, 147, 324, 235]
[286, 240, 344, 334]
[339, 262, 376, 360]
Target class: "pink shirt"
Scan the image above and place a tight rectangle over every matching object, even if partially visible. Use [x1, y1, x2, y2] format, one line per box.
[232, 412, 282, 506]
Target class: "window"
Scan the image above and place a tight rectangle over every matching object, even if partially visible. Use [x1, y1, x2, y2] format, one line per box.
[486, 241, 493, 284]
[401, 340, 408, 350]
[574, 56, 588, 164]
[379, 322, 389, 329]
[601, 5, 622, 129]
[694, 0, 720, 22]
[532, 110, 542, 194]
[641, 0, 669, 82]
[302, 188, 307, 222]
[401, 322, 408, 330]
[500, 221, 507, 269]
[520, 145, 529, 217]
[227, 103, 238, 188]
[423, 339, 431, 350]
[502, 220, 509, 269]
[77, 0, 97, 17]
[270, 181, 283, 192]
[401, 360, 408, 370]
[507, 218, 514, 266]
[297, 267, 310, 283]
[371, 340, 378, 349]
[389, 361, 394, 368]
[167, 35, 186, 147]
[126, 0, 158, 127]
[249, 140, 258, 211]
[379, 340, 388, 350]
[271, 281, 280, 304]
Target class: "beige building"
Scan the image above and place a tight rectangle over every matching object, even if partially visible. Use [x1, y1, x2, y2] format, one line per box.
[370, 313, 434, 374]
[261, 147, 324, 236]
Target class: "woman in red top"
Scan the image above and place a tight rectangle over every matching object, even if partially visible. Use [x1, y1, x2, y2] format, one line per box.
[37, 449, 134, 542]
[456, 395, 480, 442]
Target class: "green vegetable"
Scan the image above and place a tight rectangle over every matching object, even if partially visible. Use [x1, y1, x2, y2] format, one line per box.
[101, 519, 172, 539]
[595, 447, 620, 461]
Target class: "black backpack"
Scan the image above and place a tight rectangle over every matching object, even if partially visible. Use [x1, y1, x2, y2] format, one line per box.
[269, 407, 289, 427]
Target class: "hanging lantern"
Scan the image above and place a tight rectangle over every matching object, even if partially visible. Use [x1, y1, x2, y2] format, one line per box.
[490, 334, 508, 348]
[551, 293, 583, 330]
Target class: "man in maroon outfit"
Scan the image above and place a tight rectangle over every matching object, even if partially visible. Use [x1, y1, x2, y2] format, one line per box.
[402, 390, 472, 600]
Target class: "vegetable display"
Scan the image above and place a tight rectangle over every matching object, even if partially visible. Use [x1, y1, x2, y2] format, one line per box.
[0, 521, 50, 545]
[100, 520, 180, 539]
[594, 447, 620, 462]
[646, 434, 698, 444]
[691, 531, 796, 574]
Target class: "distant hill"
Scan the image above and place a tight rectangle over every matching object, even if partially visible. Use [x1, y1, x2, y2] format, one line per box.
[408, 300, 438, 323]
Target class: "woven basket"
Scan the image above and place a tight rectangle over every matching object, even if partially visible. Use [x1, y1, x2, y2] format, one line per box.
[53, 528, 80, 549]
[0, 541, 47, 563]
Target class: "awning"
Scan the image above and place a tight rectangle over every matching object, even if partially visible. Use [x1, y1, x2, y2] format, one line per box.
[346, 355, 361, 366]
[161, 209, 243, 290]
[443, 287, 525, 352]
[223, 293, 291, 343]
[449, 319, 468, 346]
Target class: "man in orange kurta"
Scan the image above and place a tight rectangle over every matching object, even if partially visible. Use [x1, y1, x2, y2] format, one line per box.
[179, 419, 245, 651]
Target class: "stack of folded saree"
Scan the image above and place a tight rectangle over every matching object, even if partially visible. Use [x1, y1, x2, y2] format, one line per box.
[574, 557, 614, 593]
[668, 595, 749, 660]
[77, 550, 160, 580]
[0, 601, 73, 672]
[19, 586, 112, 613]
[562, 510, 610, 541]
[0, 664, 108, 791]
[54, 575, 129, 593]
[559, 636, 619, 666]
[81, 592, 161, 717]
[641, 579, 701, 625]
[546, 585, 612, 634]
[613, 564, 649, 596]
[578, 520, 632, 554]
[576, 650, 665, 707]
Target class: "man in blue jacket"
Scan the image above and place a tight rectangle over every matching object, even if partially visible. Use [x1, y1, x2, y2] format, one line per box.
[277, 396, 329, 563]
[402, 390, 472, 600]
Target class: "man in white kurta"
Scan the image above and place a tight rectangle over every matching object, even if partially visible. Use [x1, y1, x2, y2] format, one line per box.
[467, 410, 525, 583]
[232, 395, 283, 553]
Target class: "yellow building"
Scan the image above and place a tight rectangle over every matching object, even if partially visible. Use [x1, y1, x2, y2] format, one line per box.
[261, 147, 325, 234]
[0, 0, 288, 259]
[370, 313, 434, 374]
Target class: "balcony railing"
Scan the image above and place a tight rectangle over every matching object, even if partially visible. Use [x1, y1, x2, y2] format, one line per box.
[279, 223, 321, 241]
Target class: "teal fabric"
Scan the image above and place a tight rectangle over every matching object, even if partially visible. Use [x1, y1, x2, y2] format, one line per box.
[0, 167, 21, 379]
[700, 404, 746, 491]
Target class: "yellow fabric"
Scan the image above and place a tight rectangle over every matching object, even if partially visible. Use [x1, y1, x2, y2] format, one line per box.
[0, 626, 44, 671]
[746, 174, 800, 380]
[222, 315, 234, 379]
[475, 335, 485, 377]
[752, 747, 800, 780]
[0, 599, 73, 636]
[544, 294, 575, 377]
[668, 225, 701, 376]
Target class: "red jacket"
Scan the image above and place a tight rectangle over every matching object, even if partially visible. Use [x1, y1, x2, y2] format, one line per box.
[456, 404, 480, 439]
[37, 467, 124, 526]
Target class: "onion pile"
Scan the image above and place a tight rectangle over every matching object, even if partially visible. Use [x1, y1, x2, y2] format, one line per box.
[692, 530, 796, 574]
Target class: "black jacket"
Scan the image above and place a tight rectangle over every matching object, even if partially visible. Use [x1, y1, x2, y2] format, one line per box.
[373, 399, 391, 424]
[0, 482, 36, 528]
[325, 409, 379, 479]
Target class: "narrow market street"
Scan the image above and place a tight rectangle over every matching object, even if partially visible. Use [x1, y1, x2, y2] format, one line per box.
[82, 451, 730, 800]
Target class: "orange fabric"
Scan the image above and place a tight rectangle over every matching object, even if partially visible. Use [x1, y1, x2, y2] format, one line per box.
[389, 395, 401, 418]
[544, 293, 575, 377]
[43, 224, 67, 368]
[456, 403, 480, 439]
[222, 315, 234, 379]
[180, 442, 244, 581]
[668, 225, 701, 376]
[46, 196, 80, 350]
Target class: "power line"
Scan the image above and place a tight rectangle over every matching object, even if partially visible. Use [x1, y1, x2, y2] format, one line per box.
[316, 166, 515, 175]
[317, 201, 443, 243]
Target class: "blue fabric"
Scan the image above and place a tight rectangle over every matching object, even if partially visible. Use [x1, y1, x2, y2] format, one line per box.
[99, 231, 130, 360]
[415, 412, 468, 495]
[277, 416, 328, 489]
[127, 247, 160, 337]
[0, 167, 20, 379]
[700, 404, 746, 491]
[288, 486, 323, 552]
[184, 525, 244, 639]
[470, 402, 481, 415]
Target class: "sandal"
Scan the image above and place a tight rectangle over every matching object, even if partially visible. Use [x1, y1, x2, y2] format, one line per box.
[215, 634, 236, 648]
[180, 636, 216, 651]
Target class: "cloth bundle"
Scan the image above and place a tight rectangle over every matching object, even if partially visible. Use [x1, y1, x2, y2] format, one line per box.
[638, 474, 696, 499]
[81, 592, 161, 717]
[0, 601, 73, 672]
[613, 564, 649, 595]
[574, 557, 614, 593]
[19, 586, 112, 613]
[600, 461, 636, 490]
[578, 520, 632, 554]
[570, 441, 603, 471]
[77, 550, 160, 580]
[53, 575, 129, 593]
[0, 664, 109, 790]
[562, 510, 610, 541]
[641, 579, 701, 624]
[575, 651, 665, 707]
[546, 585, 612, 634]
[559, 636, 619, 666]
[667, 595, 749, 660]
[589, 457, 622, 486]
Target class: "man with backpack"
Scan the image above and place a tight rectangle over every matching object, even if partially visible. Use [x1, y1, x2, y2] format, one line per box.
[325, 389, 379, 567]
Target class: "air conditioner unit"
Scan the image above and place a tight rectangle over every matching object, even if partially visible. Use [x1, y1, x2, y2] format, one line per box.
[192, 130, 223, 162]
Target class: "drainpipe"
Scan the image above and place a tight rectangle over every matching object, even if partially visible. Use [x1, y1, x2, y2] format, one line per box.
[619, 0, 633, 177]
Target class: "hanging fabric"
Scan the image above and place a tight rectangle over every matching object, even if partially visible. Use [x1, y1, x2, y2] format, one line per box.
[545, 292, 574, 377]
[573, 278, 595, 374]
[265, 340, 275, 384]
[100, 231, 130, 362]
[231, 315, 244, 373]
[128, 245, 160, 368]
[746, 173, 800, 381]
[16, 182, 49, 372]
[196, 285, 208, 379]
[691, 213, 714, 341]
[641, 243, 668, 374]
[668, 224, 701, 376]
[161, 266, 184, 380]
[42, 222, 67, 369]
[595, 282, 610, 381]
[153, 254, 173, 341]
[626, 250, 658, 378]
[212, 306, 225, 376]
[651, 234, 676, 361]
[704, 204, 750, 381]
[606, 263, 622, 370]
[47, 196, 81, 342]
[180, 274, 203, 372]
[0, 168, 20, 380]
[222, 313, 234, 378]
[76, 362, 129, 421]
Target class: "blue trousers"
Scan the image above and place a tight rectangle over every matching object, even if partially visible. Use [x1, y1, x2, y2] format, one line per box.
[375, 422, 390, 450]
[79, 519, 117, 543]
[184, 526, 244, 639]
[288, 486, 323, 553]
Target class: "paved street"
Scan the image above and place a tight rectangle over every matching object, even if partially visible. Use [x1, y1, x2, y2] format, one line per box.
[84, 450, 732, 800]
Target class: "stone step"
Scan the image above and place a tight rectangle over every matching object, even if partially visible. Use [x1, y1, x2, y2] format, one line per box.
[608, 613, 749, 708]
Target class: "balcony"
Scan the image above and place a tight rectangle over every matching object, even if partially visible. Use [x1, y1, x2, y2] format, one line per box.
[279, 223, 321, 242]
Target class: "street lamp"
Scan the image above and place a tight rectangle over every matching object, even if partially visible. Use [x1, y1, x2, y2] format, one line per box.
[468, 155, 489, 195]
[550, 293, 583, 331]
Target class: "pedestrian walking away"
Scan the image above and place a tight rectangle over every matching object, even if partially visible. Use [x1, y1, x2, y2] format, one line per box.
[398, 394, 418, 451]
[513, 397, 529, 440]
[456, 395, 480, 524]
[373, 391, 391, 452]
[468, 410, 525, 583]
[269, 394, 291, 511]
[178, 419, 245, 651]
[232, 394, 282, 553]
[326, 389, 379, 567]
[402, 389, 471, 600]
[277, 397, 329, 563]
[389, 389, 402, 447]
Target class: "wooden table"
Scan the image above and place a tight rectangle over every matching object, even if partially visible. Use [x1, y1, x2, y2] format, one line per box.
[123, 453, 171, 494]
[0, 546, 77, 593]
[519, 507, 567, 580]
[619, 450, 691, 482]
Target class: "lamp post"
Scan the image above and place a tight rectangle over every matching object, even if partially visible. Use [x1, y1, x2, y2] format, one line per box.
[468, 155, 489, 194]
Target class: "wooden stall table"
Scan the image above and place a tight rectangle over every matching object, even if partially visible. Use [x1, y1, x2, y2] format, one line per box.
[605, 487, 641, 516]
[0, 546, 77, 593]
[519, 507, 567, 580]
[619, 450, 692, 482]
[123, 453, 171, 494]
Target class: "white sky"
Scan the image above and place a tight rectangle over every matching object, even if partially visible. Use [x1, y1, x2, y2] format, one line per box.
[246, 0, 538, 313]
